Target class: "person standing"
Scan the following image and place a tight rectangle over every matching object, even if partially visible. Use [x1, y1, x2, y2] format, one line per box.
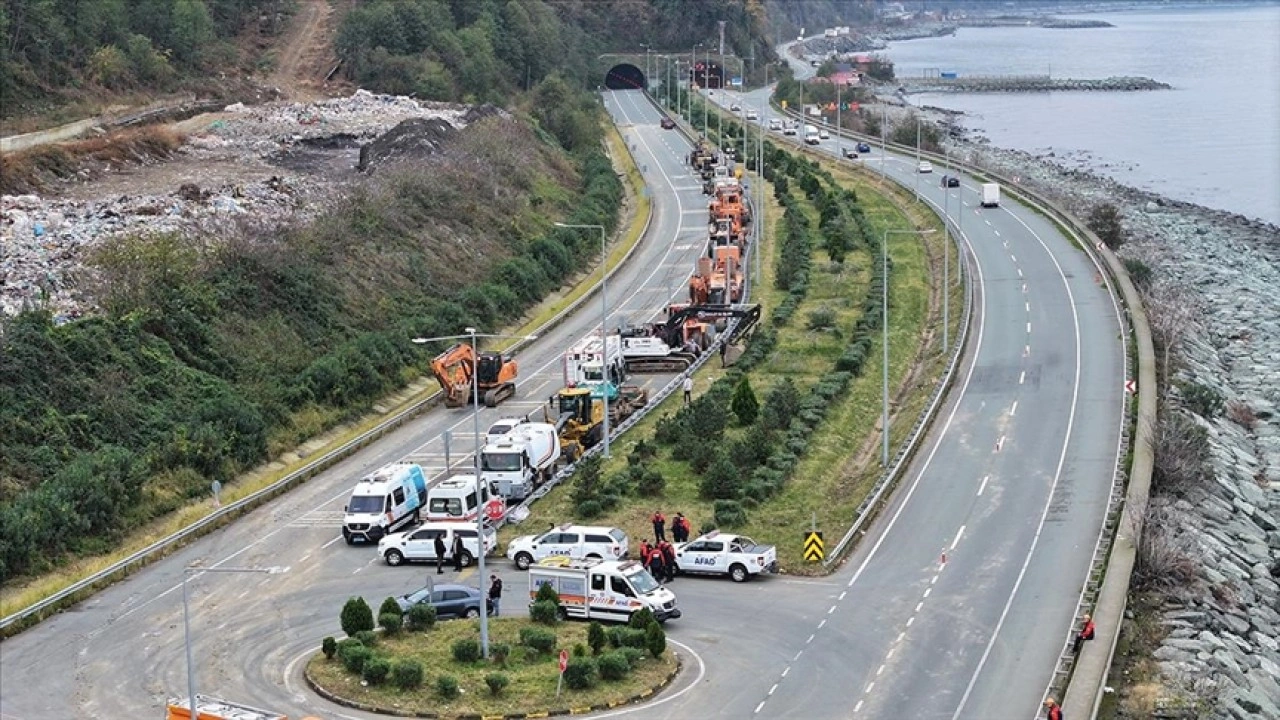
[434, 534, 447, 574]
[659, 540, 677, 582]
[452, 534, 465, 572]
[1073, 614, 1096, 654]
[672, 512, 689, 543]
[652, 510, 666, 542]
[683, 376, 694, 405]
[488, 574, 503, 617]
[638, 539, 652, 570]
[647, 543, 666, 583]
[1044, 698, 1063, 720]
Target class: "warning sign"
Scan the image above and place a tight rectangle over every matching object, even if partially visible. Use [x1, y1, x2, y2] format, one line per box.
[803, 531, 825, 562]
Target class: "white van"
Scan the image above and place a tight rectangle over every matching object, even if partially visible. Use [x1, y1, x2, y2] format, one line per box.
[529, 559, 681, 623]
[507, 523, 629, 570]
[377, 521, 498, 567]
[981, 183, 1001, 207]
[804, 125, 820, 145]
[426, 473, 506, 523]
[342, 463, 428, 544]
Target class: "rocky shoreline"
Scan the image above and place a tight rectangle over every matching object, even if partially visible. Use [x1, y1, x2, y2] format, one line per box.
[943, 134, 1280, 718]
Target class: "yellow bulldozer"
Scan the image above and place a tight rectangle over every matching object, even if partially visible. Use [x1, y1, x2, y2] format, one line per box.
[550, 384, 647, 461]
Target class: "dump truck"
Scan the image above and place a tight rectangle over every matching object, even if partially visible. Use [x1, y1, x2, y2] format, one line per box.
[431, 342, 518, 407]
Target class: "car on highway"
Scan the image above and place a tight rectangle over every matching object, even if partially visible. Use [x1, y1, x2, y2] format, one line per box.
[486, 416, 526, 441]
[842, 147, 860, 159]
[746, 109, 758, 120]
[378, 521, 497, 567]
[819, 128, 830, 140]
[942, 175, 961, 188]
[507, 523, 629, 570]
[660, 116, 676, 130]
[918, 161, 934, 173]
[768, 118, 783, 131]
[856, 142, 872, 153]
[730, 103, 741, 112]
[783, 124, 798, 136]
[394, 583, 492, 619]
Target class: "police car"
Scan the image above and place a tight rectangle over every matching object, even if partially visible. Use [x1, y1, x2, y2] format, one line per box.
[674, 531, 778, 582]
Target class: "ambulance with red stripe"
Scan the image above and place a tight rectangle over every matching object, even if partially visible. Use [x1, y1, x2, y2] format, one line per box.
[528, 558, 681, 623]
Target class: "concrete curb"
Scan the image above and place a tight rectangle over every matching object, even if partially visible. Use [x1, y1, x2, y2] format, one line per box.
[304, 651, 683, 719]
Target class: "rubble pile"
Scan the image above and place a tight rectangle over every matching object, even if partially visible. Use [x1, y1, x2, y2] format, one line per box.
[1, 90, 474, 320]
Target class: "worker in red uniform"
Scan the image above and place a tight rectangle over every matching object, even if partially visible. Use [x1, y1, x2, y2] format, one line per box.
[1045, 698, 1063, 720]
[1073, 614, 1096, 654]
[638, 539, 651, 569]
[651, 511, 667, 542]
[647, 543, 666, 582]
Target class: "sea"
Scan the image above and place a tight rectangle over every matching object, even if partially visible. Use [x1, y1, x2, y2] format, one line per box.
[885, 2, 1280, 225]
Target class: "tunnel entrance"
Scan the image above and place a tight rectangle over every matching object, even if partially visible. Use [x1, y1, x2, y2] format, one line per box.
[604, 64, 647, 90]
[692, 62, 725, 90]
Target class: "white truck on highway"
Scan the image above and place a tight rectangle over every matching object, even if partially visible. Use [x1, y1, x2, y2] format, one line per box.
[481, 422, 560, 501]
[674, 531, 778, 582]
[342, 462, 428, 544]
[528, 558, 681, 623]
[804, 124, 820, 145]
[982, 183, 1001, 207]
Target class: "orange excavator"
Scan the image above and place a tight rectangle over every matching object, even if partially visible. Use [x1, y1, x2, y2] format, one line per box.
[431, 343, 518, 408]
[689, 246, 744, 305]
[708, 182, 751, 228]
[707, 215, 746, 254]
[619, 303, 762, 373]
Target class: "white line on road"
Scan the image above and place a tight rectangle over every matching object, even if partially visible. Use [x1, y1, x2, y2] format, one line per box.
[866, 682, 875, 693]
[1019, 371, 1026, 384]
[839, 591, 847, 600]
[794, 651, 803, 661]
[995, 436, 1006, 453]
[994, 229, 1001, 237]
[828, 605, 837, 614]
[818, 619, 826, 629]
[298, 552, 311, 563]
[1010, 253, 1016, 262]
[897, 632, 906, 643]
[978, 475, 990, 496]
[1027, 322, 1032, 333]
[321, 535, 344, 549]
[1026, 302, 1031, 312]
[877, 664, 885, 676]
[887, 648, 895, 659]
[755, 701, 766, 714]
[906, 617, 915, 627]
[769, 684, 778, 696]
[1025, 344, 1031, 357]
[915, 601, 924, 612]
[1017, 267, 1024, 278]
[923, 587, 932, 598]
[807, 634, 815, 644]
[951, 525, 965, 550]
[1010, 401, 1018, 417]
[782, 666, 790, 677]
[855, 700, 864, 712]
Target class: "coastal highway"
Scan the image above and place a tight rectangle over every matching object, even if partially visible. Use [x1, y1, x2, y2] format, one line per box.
[0, 90, 718, 719]
[655, 87, 1126, 718]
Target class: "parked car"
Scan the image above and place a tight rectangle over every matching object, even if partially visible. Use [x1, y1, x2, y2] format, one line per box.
[856, 142, 872, 153]
[378, 521, 498, 567]
[394, 583, 492, 619]
[943, 175, 961, 188]
[507, 523, 629, 570]
[660, 117, 676, 130]
[918, 161, 934, 173]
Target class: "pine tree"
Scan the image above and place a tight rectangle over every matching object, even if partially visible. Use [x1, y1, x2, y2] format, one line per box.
[730, 376, 759, 426]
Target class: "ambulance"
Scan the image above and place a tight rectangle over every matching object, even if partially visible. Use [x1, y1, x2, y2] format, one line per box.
[341, 462, 428, 544]
[528, 558, 681, 624]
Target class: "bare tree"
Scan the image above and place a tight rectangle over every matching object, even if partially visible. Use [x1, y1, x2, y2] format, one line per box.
[1142, 279, 1201, 390]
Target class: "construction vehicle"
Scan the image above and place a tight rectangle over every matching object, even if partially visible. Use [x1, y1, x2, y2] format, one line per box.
[431, 342, 518, 408]
[563, 335, 626, 389]
[689, 246, 745, 305]
[707, 215, 747, 254]
[550, 382, 648, 461]
[167, 696, 285, 720]
[689, 139, 719, 179]
[708, 181, 751, 227]
[619, 303, 761, 373]
[701, 164, 732, 195]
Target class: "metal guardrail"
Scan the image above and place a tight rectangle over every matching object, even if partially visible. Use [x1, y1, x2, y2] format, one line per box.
[0, 118, 657, 637]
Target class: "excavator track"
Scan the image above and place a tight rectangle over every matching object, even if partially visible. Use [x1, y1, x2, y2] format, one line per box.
[483, 383, 516, 408]
[625, 354, 696, 373]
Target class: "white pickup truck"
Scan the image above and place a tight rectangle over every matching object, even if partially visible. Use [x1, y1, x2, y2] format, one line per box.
[674, 531, 778, 582]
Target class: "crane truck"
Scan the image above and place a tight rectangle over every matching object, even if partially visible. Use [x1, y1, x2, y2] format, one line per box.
[430, 342, 518, 407]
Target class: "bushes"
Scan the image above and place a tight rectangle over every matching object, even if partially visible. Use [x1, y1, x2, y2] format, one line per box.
[520, 626, 558, 654]
[645, 622, 667, 659]
[730, 376, 759, 425]
[598, 651, 631, 681]
[406, 603, 437, 631]
[607, 627, 648, 649]
[340, 643, 373, 673]
[379, 612, 402, 635]
[563, 657, 599, 690]
[713, 500, 748, 528]
[322, 636, 337, 660]
[530, 599, 560, 625]
[452, 638, 482, 663]
[362, 657, 391, 685]
[392, 660, 424, 689]
[340, 597, 375, 637]
[485, 672, 510, 695]
[490, 642, 511, 666]
[587, 621, 607, 655]
[436, 674, 460, 700]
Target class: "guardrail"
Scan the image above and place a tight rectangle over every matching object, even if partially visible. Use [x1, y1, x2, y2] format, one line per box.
[773, 102, 1152, 718]
[0, 118, 657, 638]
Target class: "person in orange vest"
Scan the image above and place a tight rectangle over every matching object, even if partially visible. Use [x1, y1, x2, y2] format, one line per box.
[1073, 614, 1096, 654]
[672, 512, 690, 543]
[647, 543, 666, 582]
[638, 539, 651, 569]
[658, 540, 677, 582]
[651, 510, 666, 542]
[1044, 698, 1063, 720]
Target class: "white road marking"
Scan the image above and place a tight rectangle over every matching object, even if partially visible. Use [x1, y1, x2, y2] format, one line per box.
[855, 700, 864, 712]
[321, 535, 344, 549]
[828, 605, 837, 614]
[1026, 302, 1031, 312]
[994, 229, 1001, 237]
[1010, 401, 1018, 417]
[906, 617, 915, 627]
[952, 524, 966, 550]
[818, 619, 827, 629]
[978, 475, 990, 496]
[839, 591, 847, 600]
[807, 634, 815, 644]
[1017, 267, 1023, 278]
[782, 666, 790, 678]
[915, 601, 924, 612]
[995, 436, 1006, 453]
[865, 682, 875, 693]
[923, 587, 932, 598]
[877, 664, 886, 676]
[755, 701, 766, 714]
[1010, 253, 1016, 262]
[1027, 322, 1032, 333]
[769, 684, 778, 696]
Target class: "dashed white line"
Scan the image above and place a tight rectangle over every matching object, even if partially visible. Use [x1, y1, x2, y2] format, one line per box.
[839, 591, 847, 600]
[807, 634, 815, 644]
[1017, 267, 1024, 278]
[1025, 344, 1031, 357]
[951, 525, 965, 548]
[828, 605, 837, 614]
[1027, 322, 1032, 333]
[995, 436, 1006, 452]
[923, 587, 932, 598]
[1010, 401, 1018, 417]
[887, 648, 896, 659]
[769, 683, 778, 696]
[978, 475, 990, 496]
[1019, 371, 1026, 385]
[298, 552, 311, 563]
[931, 574, 940, 585]
[897, 632, 906, 643]
[865, 682, 876, 693]
[994, 229, 1001, 237]
[781, 666, 790, 678]
[877, 664, 886, 676]
[818, 619, 827, 629]
[755, 701, 766, 714]
[855, 700, 865, 713]
[906, 617, 915, 627]
[915, 601, 924, 613]
[1009, 253, 1016, 262]
[321, 535, 344, 549]
[794, 651, 804, 661]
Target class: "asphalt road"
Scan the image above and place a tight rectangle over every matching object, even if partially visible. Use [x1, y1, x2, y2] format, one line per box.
[661, 87, 1126, 719]
[0, 90, 720, 720]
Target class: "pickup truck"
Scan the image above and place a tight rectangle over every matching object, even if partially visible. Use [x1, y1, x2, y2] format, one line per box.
[674, 531, 778, 582]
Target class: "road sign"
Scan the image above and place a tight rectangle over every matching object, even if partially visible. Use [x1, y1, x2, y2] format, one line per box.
[559, 649, 569, 673]
[1125, 380, 1137, 395]
[803, 531, 825, 562]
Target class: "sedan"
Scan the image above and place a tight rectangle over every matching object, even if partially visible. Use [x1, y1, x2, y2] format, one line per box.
[856, 142, 872, 153]
[730, 103, 741, 112]
[660, 117, 675, 130]
[746, 110, 759, 120]
[943, 175, 960, 188]
[395, 583, 492, 619]
[818, 129, 830, 140]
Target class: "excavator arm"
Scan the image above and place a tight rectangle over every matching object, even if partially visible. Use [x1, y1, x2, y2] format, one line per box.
[431, 343, 475, 408]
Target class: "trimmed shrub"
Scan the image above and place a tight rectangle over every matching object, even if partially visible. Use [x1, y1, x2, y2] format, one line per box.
[363, 657, 391, 685]
[576, 499, 603, 519]
[436, 674, 460, 700]
[406, 602, 437, 630]
[378, 596, 401, 618]
[490, 642, 511, 667]
[564, 657, 599, 690]
[714, 499, 748, 528]
[646, 622, 667, 658]
[520, 626, 557, 654]
[619, 646, 646, 669]
[535, 582, 560, 604]
[635, 466, 666, 497]
[573, 643, 588, 657]
[530, 599, 560, 625]
[340, 596, 374, 637]
[321, 636, 337, 660]
[599, 651, 631, 681]
[391, 660, 424, 689]
[629, 607, 657, 630]
[587, 621, 607, 655]
[485, 672, 510, 696]
[452, 638, 481, 663]
[340, 644, 372, 673]
[700, 453, 741, 500]
[379, 612, 402, 635]
[354, 630, 377, 647]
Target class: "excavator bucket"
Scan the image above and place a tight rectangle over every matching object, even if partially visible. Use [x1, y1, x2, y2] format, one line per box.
[721, 343, 745, 367]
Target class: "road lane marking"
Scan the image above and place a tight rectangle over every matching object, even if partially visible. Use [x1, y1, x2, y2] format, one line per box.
[1027, 322, 1032, 333]
[828, 605, 837, 614]
[923, 587, 932, 598]
[915, 602, 924, 612]
[321, 535, 344, 549]
[807, 634, 815, 644]
[855, 700, 864, 712]
[877, 664, 885, 676]
[755, 702, 766, 714]
[978, 475, 990, 496]
[994, 229, 1001, 237]
[1010, 253, 1016, 262]
[839, 591, 847, 600]
[782, 666, 790, 677]
[1025, 344, 1031, 357]
[906, 617, 915, 627]
[951, 525, 966, 550]
[866, 682, 875, 693]
[1010, 401, 1018, 417]
[1026, 302, 1031, 312]
[1017, 267, 1024, 278]
[995, 436, 1006, 453]
[818, 619, 826, 629]
[769, 684, 778, 696]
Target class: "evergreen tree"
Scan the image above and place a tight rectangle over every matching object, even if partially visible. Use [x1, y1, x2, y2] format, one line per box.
[730, 376, 759, 426]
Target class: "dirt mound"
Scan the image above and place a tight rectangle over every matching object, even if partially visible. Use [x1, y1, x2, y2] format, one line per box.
[357, 117, 458, 173]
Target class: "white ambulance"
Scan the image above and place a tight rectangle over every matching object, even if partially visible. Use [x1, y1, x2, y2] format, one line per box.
[341, 462, 428, 545]
[426, 473, 506, 523]
[528, 558, 681, 623]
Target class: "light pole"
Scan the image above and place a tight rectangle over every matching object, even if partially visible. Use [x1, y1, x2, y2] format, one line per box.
[882, 229, 936, 467]
[554, 223, 612, 459]
[182, 565, 286, 718]
[412, 329, 536, 658]
[880, 104, 887, 180]
[914, 116, 922, 202]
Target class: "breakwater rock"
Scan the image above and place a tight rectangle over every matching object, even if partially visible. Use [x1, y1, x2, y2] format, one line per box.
[897, 75, 1170, 94]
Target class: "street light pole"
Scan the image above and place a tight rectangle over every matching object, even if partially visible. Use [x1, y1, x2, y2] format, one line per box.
[882, 229, 936, 467]
[182, 566, 285, 718]
[411, 328, 537, 658]
[554, 223, 611, 458]
[914, 116, 922, 202]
